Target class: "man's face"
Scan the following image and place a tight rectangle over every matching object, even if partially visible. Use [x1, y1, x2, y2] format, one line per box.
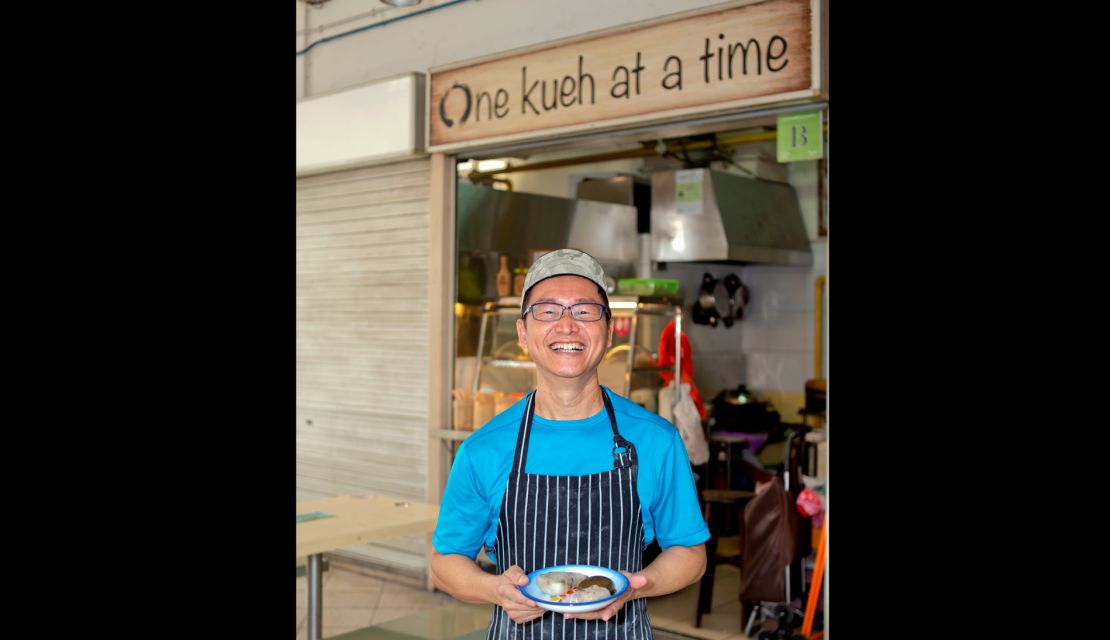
[517, 275, 614, 383]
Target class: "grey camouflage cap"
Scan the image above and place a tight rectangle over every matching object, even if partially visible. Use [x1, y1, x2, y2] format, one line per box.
[520, 249, 607, 312]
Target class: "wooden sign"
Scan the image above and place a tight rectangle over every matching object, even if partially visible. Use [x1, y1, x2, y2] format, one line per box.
[428, 0, 822, 151]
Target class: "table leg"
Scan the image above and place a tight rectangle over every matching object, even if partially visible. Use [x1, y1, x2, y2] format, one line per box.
[307, 553, 323, 640]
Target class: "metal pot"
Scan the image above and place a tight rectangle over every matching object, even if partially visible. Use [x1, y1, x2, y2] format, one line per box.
[712, 385, 781, 434]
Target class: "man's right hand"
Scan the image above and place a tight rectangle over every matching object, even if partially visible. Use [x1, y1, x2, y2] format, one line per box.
[491, 565, 544, 624]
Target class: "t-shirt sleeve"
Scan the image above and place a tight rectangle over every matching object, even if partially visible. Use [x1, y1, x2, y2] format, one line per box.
[432, 441, 490, 559]
[651, 427, 710, 548]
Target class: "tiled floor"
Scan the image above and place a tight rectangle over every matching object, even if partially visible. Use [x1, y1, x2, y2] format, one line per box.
[296, 567, 455, 639]
[296, 563, 767, 639]
[651, 565, 751, 640]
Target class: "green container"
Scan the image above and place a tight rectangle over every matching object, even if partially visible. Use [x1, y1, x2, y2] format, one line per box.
[617, 278, 679, 297]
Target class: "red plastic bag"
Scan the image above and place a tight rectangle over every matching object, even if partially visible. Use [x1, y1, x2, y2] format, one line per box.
[795, 487, 825, 528]
[657, 320, 705, 419]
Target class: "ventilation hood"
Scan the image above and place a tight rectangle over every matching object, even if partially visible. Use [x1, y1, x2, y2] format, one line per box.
[455, 182, 639, 301]
[651, 169, 812, 266]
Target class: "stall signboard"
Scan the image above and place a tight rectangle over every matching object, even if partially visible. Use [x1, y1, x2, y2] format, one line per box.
[428, 0, 824, 151]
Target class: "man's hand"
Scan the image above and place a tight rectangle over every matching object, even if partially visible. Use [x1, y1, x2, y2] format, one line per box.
[561, 572, 649, 622]
[493, 565, 545, 624]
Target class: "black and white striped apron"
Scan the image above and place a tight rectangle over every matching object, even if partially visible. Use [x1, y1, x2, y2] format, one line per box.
[486, 390, 653, 640]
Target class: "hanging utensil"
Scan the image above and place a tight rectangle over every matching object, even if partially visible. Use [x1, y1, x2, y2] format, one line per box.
[692, 272, 721, 327]
[722, 273, 749, 327]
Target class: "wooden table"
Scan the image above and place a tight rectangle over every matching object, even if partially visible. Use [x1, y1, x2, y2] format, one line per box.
[297, 494, 440, 640]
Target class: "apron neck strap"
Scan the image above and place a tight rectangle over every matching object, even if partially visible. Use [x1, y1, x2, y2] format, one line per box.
[514, 388, 636, 472]
[511, 392, 536, 473]
[603, 389, 637, 469]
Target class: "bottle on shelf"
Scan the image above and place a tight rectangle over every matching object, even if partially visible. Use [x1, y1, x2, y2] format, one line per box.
[512, 263, 527, 297]
[496, 254, 511, 297]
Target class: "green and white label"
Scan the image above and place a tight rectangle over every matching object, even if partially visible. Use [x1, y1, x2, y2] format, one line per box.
[675, 169, 704, 215]
[777, 111, 823, 162]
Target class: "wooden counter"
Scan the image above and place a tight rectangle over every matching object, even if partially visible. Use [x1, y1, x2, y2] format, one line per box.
[297, 494, 439, 557]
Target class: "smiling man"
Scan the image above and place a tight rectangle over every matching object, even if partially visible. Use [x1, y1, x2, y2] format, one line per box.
[431, 248, 709, 640]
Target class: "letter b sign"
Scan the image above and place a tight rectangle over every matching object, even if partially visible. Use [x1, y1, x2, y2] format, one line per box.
[777, 110, 823, 162]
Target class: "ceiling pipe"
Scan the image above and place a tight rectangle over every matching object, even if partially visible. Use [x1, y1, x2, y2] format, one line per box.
[465, 125, 829, 180]
[297, 0, 470, 56]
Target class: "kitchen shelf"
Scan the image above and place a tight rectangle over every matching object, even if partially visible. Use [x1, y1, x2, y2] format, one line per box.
[479, 359, 536, 369]
[470, 302, 537, 395]
[442, 299, 687, 477]
[609, 298, 683, 400]
[460, 297, 684, 422]
[432, 429, 473, 442]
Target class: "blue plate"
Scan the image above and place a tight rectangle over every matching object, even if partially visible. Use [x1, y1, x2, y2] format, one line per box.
[518, 564, 629, 614]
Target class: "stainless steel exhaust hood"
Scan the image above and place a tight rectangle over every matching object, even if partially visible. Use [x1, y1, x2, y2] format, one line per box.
[456, 182, 640, 299]
[651, 169, 812, 266]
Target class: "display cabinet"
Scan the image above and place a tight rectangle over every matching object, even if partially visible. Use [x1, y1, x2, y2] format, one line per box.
[432, 297, 685, 531]
[454, 296, 682, 429]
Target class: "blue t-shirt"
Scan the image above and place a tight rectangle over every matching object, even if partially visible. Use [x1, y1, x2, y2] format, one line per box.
[433, 387, 709, 563]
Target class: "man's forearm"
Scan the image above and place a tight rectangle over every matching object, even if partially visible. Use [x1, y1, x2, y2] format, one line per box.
[430, 550, 497, 604]
[636, 543, 706, 598]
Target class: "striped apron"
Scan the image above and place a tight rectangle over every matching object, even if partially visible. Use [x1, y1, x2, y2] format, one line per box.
[486, 390, 653, 640]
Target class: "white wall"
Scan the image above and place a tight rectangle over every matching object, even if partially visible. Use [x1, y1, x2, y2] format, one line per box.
[297, 0, 733, 98]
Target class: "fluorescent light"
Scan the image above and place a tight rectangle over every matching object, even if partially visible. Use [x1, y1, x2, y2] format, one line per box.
[456, 159, 509, 173]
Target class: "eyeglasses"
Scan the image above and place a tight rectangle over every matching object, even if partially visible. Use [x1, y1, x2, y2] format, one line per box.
[523, 302, 609, 322]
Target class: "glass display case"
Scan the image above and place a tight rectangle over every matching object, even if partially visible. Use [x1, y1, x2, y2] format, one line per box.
[450, 296, 682, 431]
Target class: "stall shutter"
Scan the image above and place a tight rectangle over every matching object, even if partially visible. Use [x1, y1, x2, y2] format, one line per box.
[296, 158, 431, 577]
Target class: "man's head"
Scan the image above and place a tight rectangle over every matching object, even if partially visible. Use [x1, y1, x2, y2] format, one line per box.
[519, 249, 610, 320]
[516, 249, 614, 383]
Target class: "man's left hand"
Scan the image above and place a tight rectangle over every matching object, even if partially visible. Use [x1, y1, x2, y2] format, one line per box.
[561, 571, 648, 622]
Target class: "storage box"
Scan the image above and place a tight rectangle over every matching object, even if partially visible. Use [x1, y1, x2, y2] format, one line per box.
[617, 278, 679, 297]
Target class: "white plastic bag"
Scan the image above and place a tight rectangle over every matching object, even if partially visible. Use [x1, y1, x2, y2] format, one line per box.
[661, 381, 709, 465]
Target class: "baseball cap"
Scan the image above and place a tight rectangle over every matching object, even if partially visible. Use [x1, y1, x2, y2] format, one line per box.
[520, 249, 608, 313]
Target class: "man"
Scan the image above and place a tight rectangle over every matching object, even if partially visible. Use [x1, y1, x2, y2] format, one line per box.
[431, 249, 708, 639]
